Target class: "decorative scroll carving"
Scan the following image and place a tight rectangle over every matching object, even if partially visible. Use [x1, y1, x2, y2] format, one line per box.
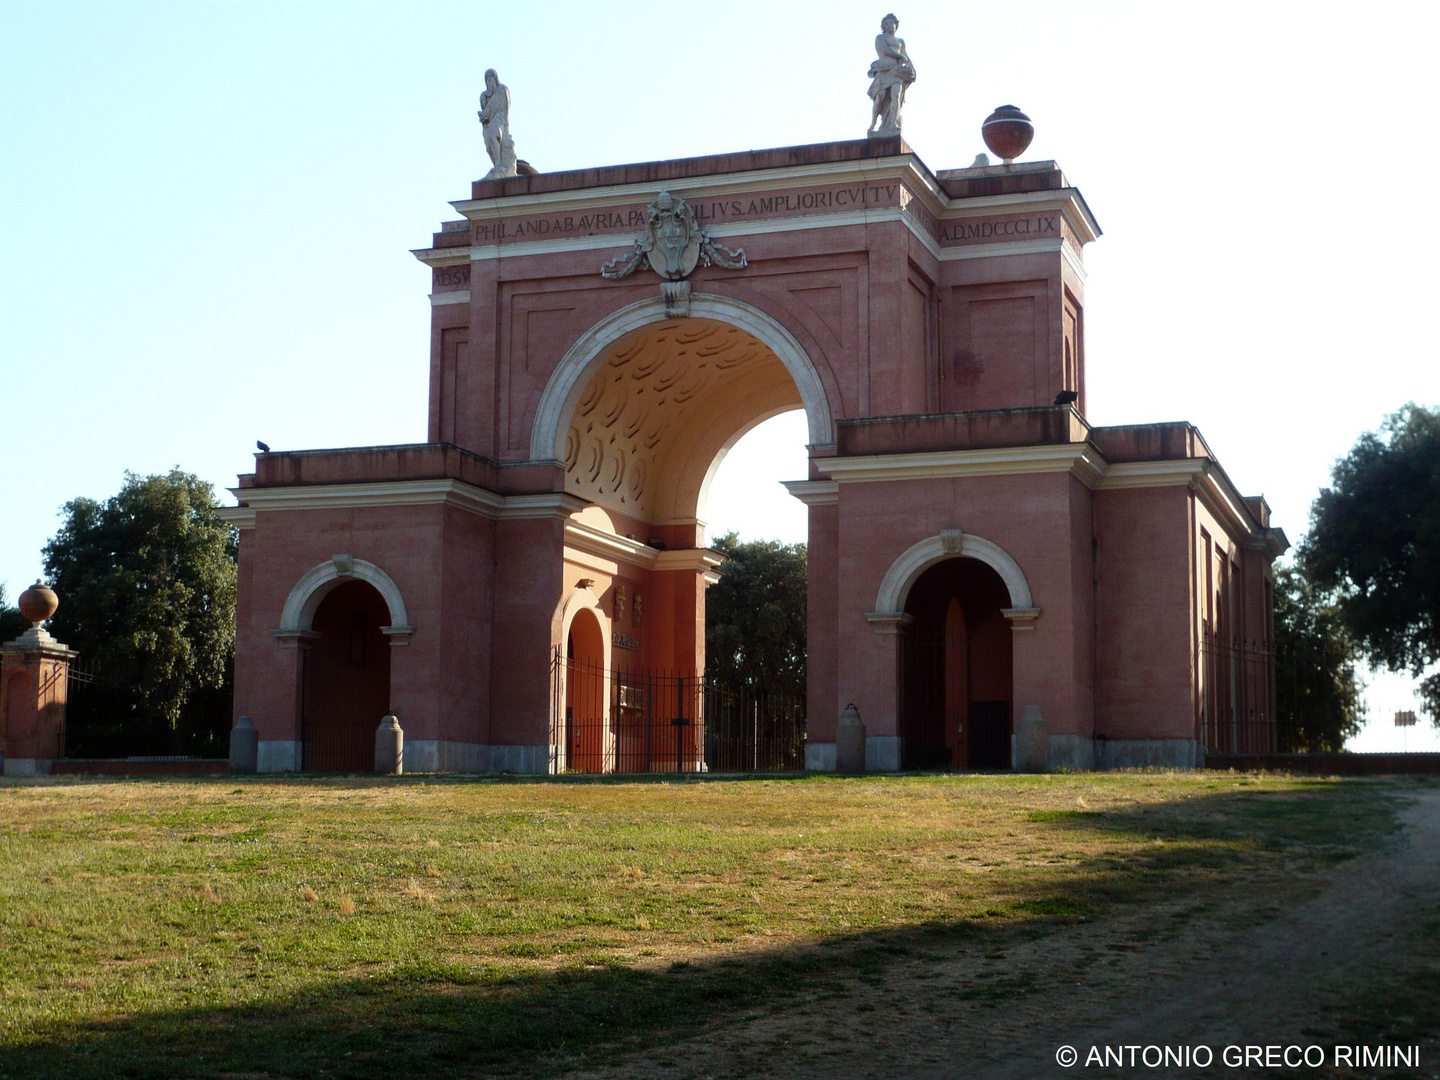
[601, 191, 748, 282]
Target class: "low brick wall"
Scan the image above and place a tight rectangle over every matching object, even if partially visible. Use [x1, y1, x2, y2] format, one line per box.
[1206, 752, 1440, 775]
[50, 759, 229, 776]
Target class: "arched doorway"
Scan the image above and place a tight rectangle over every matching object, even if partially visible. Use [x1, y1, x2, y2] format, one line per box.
[564, 607, 608, 772]
[899, 559, 1014, 770]
[301, 580, 391, 772]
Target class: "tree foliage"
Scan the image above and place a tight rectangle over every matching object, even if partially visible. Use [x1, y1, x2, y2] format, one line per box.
[43, 470, 238, 755]
[0, 583, 31, 643]
[705, 532, 807, 700]
[1273, 564, 1365, 751]
[1301, 404, 1440, 720]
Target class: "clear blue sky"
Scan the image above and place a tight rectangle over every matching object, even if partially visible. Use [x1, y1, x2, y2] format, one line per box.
[3, 2, 1437, 747]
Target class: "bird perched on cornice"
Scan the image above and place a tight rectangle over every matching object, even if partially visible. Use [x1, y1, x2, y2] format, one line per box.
[256, 440, 271, 453]
[1053, 390, 1079, 406]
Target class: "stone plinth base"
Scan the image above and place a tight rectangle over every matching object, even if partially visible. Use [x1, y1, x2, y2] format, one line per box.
[1095, 738, 1201, 770]
[4, 757, 53, 777]
[404, 739, 488, 773]
[805, 742, 837, 771]
[864, 735, 901, 771]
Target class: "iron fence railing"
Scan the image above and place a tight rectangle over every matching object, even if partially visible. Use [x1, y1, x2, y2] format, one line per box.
[550, 651, 805, 774]
[1198, 634, 1275, 755]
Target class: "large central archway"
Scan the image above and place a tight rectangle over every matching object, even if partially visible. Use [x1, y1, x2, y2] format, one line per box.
[540, 298, 829, 773]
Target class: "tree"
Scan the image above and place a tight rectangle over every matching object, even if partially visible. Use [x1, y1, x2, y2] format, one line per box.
[0, 583, 31, 643]
[1273, 565, 1365, 751]
[705, 532, 807, 700]
[1301, 404, 1440, 720]
[43, 470, 238, 756]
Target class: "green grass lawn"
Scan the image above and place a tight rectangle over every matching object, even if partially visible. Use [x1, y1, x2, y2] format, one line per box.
[0, 772, 1401, 1078]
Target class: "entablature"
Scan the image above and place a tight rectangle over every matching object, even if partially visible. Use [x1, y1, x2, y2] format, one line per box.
[411, 139, 1100, 275]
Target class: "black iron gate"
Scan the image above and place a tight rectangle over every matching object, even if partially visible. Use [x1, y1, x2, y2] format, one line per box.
[897, 631, 1012, 770]
[551, 651, 805, 773]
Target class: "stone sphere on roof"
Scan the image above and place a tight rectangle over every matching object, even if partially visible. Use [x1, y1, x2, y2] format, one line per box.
[982, 105, 1035, 164]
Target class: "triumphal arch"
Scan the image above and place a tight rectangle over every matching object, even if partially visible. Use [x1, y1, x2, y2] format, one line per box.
[225, 75, 1286, 774]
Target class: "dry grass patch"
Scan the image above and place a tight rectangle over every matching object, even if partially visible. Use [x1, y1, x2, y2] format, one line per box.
[0, 771, 1405, 1079]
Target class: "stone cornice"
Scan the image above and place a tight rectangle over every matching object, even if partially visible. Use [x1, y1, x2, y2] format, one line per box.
[563, 520, 660, 570]
[820, 443, 1108, 488]
[780, 480, 839, 506]
[1096, 458, 1265, 542]
[226, 479, 586, 523]
[448, 153, 945, 219]
[819, 445, 1272, 545]
[653, 548, 727, 576]
[413, 155, 1097, 269]
[217, 506, 256, 529]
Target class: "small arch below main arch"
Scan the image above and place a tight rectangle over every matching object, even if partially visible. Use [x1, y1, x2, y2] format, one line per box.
[871, 531, 1037, 624]
[277, 555, 412, 635]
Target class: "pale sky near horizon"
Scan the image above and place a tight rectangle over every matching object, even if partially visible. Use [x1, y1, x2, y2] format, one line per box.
[3, 1, 1437, 749]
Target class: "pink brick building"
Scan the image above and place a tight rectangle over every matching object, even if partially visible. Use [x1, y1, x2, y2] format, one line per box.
[222, 138, 1286, 773]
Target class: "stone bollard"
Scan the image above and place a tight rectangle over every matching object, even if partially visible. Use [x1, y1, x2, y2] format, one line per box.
[837, 703, 866, 773]
[1015, 704, 1049, 773]
[229, 715, 258, 774]
[375, 714, 403, 775]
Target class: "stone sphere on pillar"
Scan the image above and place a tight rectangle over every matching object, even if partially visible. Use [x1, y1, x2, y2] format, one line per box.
[981, 105, 1035, 164]
[18, 580, 58, 626]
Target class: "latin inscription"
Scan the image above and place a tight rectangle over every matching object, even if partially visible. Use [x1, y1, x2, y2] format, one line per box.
[470, 184, 904, 244]
[432, 265, 471, 290]
[899, 187, 940, 240]
[460, 184, 1062, 250]
[612, 631, 640, 651]
[941, 215, 1059, 244]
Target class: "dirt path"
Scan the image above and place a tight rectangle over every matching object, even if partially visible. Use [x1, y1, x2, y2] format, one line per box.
[561, 787, 1440, 1080]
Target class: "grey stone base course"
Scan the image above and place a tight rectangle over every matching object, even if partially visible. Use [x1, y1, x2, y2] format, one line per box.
[404, 739, 487, 773]
[252, 737, 1199, 776]
[805, 742, 837, 772]
[488, 744, 553, 775]
[1026, 735, 1201, 771]
[3, 758, 52, 777]
[257, 739, 549, 774]
[1095, 738, 1201, 770]
[1045, 734, 1096, 770]
[865, 735, 901, 772]
[257, 740, 302, 773]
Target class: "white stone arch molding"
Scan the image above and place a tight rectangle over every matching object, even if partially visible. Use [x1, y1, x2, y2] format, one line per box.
[528, 292, 835, 462]
[552, 580, 612, 669]
[867, 530, 1042, 632]
[276, 554, 415, 645]
[550, 581, 612, 732]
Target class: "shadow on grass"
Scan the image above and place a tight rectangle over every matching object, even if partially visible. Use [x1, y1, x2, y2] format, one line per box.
[6, 922, 1008, 1080]
[0, 778, 1407, 1080]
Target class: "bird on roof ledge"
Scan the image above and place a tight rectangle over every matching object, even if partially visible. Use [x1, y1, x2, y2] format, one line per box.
[1053, 390, 1079, 406]
[256, 440, 271, 453]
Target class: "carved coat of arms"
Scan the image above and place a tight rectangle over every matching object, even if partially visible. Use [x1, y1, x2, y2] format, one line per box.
[601, 191, 748, 281]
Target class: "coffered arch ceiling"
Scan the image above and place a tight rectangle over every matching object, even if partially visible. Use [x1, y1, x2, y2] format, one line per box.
[563, 319, 802, 525]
